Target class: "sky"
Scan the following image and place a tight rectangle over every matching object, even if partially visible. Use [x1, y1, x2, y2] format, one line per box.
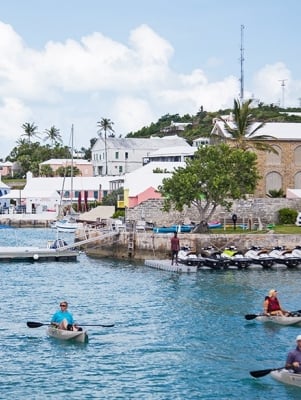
[0, 0, 301, 158]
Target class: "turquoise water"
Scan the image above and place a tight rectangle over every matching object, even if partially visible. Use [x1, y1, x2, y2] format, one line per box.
[1, 229, 301, 399]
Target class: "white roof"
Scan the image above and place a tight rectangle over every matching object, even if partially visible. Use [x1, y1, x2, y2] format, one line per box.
[148, 145, 196, 157]
[124, 161, 185, 196]
[40, 158, 91, 165]
[93, 135, 188, 151]
[213, 121, 301, 140]
[24, 175, 112, 192]
[1, 189, 60, 199]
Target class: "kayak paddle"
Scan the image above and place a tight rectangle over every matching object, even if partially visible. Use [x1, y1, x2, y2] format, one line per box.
[27, 321, 114, 328]
[245, 309, 301, 320]
[250, 366, 285, 378]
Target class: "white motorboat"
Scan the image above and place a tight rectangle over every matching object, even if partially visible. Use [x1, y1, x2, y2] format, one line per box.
[53, 215, 82, 233]
[47, 326, 88, 343]
[271, 368, 301, 387]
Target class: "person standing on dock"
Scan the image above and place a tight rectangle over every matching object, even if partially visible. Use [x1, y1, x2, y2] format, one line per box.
[171, 232, 180, 265]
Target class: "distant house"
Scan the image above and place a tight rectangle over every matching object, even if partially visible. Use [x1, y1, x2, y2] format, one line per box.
[122, 161, 185, 208]
[0, 172, 123, 215]
[160, 121, 192, 134]
[142, 145, 195, 165]
[0, 161, 13, 177]
[39, 159, 93, 177]
[91, 135, 188, 176]
[211, 121, 301, 197]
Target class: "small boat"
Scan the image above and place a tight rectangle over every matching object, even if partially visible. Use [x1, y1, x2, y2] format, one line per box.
[221, 246, 251, 268]
[244, 246, 275, 268]
[153, 224, 192, 233]
[47, 326, 88, 343]
[271, 368, 301, 388]
[208, 221, 222, 229]
[200, 246, 232, 269]
[52, 215, 83, 233]
[267, 246, 301, 268]
[178, 247, 204, 266]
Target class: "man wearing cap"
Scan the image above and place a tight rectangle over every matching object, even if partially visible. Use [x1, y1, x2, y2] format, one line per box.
[285, 335, 301, 373]
[263, 289, 289, 316]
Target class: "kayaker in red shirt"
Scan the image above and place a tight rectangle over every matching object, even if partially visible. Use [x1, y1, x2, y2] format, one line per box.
[263, 289, 289, 316]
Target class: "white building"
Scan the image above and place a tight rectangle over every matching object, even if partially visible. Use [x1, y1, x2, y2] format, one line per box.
[91, 135, 189, 176]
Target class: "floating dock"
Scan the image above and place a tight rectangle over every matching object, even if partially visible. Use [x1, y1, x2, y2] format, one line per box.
[0, 246, 79, 262]
[144, 259, 198, 273]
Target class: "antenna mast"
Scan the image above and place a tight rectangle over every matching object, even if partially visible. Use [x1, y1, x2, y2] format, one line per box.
[279, 79, 287, 108]
[239, 24, 245, 102]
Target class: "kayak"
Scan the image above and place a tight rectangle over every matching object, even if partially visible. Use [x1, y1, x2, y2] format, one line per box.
[271, 369, 301, 387]
[47, 326, 88, 343]
[255, 315, 301, 326]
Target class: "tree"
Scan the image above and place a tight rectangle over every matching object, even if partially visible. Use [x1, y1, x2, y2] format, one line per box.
[216, 99, 277, 153]
[97, 118, 115, 175]
[21, 122, 39, 143]
[159, 143, 260, 232]
[44, 126, 63, 146]
[56, 165, 81, 177]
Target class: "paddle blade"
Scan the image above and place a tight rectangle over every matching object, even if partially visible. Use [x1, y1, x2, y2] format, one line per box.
[27, 321, 45, 328]
[245, 314, 258, 320]
[250, 367, 284, 378]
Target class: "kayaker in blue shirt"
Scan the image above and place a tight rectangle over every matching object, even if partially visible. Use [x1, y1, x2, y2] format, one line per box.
[51, 301, 79, 331]
[285, 335, 301, 373]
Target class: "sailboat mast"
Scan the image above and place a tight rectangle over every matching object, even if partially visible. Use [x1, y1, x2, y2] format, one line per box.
[71, 124, 74, 208]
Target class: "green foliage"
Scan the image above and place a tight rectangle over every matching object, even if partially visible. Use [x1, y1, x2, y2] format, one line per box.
[159, 143, 260, 222]
[55, 165, 81, 177]
[278, 208, 298, 224]
[267, 189, 285, 198]
[112, 210, 125, 218]
[101, 188, 123, 206]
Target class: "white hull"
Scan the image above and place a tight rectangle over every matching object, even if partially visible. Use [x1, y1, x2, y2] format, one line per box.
[255, 315, 301, 326]
[47, 326, 88, 343]
[271, 369, 301, 387]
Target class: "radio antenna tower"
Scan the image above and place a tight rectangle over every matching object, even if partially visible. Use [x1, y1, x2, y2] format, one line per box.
[239, 25, 245, 102]
[279, 79, 287, 108]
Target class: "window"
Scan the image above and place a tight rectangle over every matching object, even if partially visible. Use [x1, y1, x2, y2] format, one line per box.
[115, 152, 119, 159]
[125, 152, 128, 160]
[119, 166, 123, 173]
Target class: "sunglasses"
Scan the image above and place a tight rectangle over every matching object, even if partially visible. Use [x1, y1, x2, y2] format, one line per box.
[60, 304, 67, 307]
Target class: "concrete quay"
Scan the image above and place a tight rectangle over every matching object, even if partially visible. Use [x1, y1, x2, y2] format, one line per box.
[0, 212, 56, 227]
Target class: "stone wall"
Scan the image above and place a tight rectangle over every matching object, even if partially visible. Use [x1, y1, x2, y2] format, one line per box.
[84, 231, 301, 261]
[125, 198, 301, 226]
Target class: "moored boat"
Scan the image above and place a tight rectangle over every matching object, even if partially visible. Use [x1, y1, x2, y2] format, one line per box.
[47, 326, 88, 343]
[271, 368, 301, 387]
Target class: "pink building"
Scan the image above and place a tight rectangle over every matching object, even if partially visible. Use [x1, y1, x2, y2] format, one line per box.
[39, 159, 93, 177]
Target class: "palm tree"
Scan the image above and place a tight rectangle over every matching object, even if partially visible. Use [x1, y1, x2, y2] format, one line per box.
[21, 122, 39, 144]
[44, 126, 63, 146]
[217, 99, 277, 153]
[97, 118, 115, 175]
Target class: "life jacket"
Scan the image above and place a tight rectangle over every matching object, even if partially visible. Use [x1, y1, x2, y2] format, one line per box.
[266, 297, 281, 312]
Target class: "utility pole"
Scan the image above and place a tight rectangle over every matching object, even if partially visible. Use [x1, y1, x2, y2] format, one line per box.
[279, 79, 287, 108]
[239, 24, 245, 102]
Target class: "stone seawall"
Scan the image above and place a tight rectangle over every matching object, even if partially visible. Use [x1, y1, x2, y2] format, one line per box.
[83, 231, 301, 261]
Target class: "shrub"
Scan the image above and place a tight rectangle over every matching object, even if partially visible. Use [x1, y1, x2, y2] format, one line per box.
[278, 208, 298, 224]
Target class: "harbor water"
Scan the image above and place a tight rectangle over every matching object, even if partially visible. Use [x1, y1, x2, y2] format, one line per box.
[1, 228, 301, 399]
